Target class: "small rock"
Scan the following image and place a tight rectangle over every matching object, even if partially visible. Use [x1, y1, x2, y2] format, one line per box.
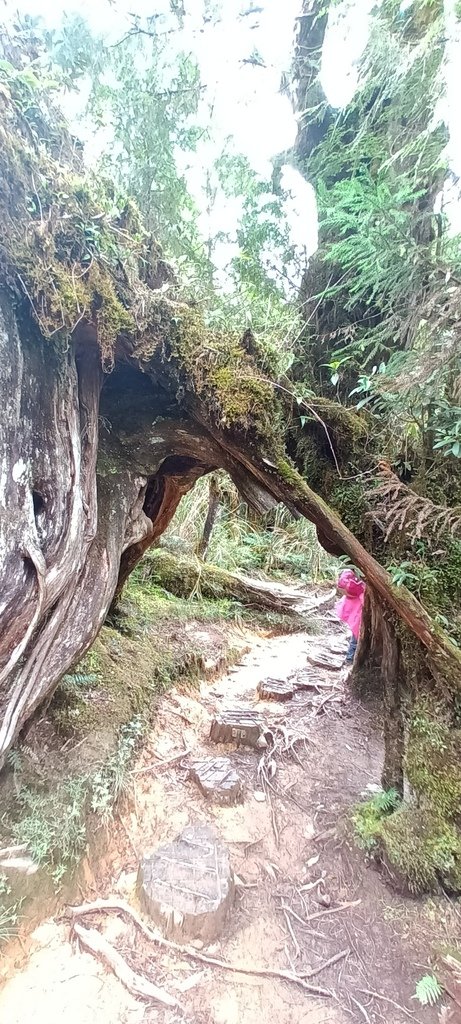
[138, 824, 234, 944]
[253, 790, 266, 803]
[0, 856, 38, 875]
[257, 678, 294, 701]
[189, 757, 243, 805]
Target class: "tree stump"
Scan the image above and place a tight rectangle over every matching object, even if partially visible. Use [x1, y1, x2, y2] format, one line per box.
[257, 677, 294, 701]
[209, 709, 266, 748]
[189, 757, 243, 804]
[305, 648, 344, 671]
[138, 824, 234, 944]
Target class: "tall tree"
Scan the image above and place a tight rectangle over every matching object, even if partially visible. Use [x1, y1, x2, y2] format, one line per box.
[289, 0, 461, 889]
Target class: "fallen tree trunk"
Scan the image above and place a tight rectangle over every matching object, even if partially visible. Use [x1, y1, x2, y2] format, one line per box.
[189, 415, 461, 692]
[141, 548, 308, 615]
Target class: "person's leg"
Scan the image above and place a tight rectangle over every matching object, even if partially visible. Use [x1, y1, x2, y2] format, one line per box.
[346, 634, 357, 663]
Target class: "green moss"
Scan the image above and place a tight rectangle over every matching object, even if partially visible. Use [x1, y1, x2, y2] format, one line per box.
[0, 82, 140, 363]
[378, 805, 461, 893]
[329, 481, 369, 540]
[406, 699, 461, 817]
[136, 299, 283, 444]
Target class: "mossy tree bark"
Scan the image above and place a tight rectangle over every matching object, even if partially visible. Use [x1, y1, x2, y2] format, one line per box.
[142, 547, 308, 614]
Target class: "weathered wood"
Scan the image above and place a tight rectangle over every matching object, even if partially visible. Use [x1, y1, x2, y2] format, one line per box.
[189, 757, 243, 804]
[193, 419, 461, 690]
[138, 824, 235, 944]
[209, 709, 266, 748]
[257, 678, 294, 701]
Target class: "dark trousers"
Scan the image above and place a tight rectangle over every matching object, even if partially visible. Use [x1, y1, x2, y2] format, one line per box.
[346, 634, 357, 663]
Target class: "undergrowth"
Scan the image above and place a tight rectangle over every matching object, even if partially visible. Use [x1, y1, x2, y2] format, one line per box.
[6, 715, 147, 886]
[0, 873, 20, 947]
[352, 788, 401, 853]
[164, 475, 338, 581]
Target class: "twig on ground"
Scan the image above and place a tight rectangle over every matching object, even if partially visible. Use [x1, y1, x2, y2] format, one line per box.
[0, 843, 28, 858]
[72, 921, 179, 1007]
[282, 906, 301, 959]
[349, 993, 371, 1023]
[358, 987, 419, 1021]
[302, 948, 349, 979]
[69, 899, 333, 997]
[131, 748, 192, 775]
[305, 900, 361, 922]
[279, 901, 328, 939]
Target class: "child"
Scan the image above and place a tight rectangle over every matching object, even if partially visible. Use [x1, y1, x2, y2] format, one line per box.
[335, 568, 366, 664]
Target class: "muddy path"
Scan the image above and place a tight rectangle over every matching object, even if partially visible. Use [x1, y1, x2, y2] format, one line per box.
[0, 611, 457, 1024]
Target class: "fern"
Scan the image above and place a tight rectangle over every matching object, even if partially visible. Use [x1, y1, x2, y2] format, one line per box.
[61, 672, 98, 687]
[371, 787, 400, 814]
[414, 974, 443, 1007]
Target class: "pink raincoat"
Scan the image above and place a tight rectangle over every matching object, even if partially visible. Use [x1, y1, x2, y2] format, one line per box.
[334, 569, 366, 639]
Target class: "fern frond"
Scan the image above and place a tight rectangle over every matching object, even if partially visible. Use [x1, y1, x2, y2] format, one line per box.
[414, 974, 443, 1006]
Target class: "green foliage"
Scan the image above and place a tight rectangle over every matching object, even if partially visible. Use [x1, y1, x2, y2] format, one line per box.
[296, 0, 461, 500]
[352, 788, 401, 853]
[7, 715, 144, 882]
[413, 974, 443, 1006]
[378, 806, 461, 893]
[90, 716, 145, 825]
[0, 874, 20, 946]
[164, 476, 338, 581]
[11, 780, 88, 884]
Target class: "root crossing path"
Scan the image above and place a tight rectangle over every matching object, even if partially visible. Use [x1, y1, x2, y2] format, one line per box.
[0, 615, 449, 1024]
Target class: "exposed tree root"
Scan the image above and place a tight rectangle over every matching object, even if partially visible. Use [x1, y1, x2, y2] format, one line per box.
[69, 898, 334, 997]
[72, 920, 179, 1007]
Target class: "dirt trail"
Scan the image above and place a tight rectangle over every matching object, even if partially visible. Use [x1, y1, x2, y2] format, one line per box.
[0, 611, 454, 1024]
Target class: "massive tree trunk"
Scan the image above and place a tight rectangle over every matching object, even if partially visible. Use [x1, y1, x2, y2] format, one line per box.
[3, 294, 460, 765]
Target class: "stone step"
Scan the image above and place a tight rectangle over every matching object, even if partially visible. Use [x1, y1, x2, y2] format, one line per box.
[257, 677, 294, 701]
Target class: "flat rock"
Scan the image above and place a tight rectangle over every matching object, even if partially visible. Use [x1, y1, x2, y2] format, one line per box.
[210, 709, 266, 748]
[138, 824, 234, 944]
[189, 757, 243, 804]
[257, 677, 294, 701]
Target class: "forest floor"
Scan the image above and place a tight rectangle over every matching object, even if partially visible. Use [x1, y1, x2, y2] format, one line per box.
[0, 593, 460, 1024]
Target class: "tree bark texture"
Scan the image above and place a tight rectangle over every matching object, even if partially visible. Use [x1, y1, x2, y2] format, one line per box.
[1, 48, 459, 765]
